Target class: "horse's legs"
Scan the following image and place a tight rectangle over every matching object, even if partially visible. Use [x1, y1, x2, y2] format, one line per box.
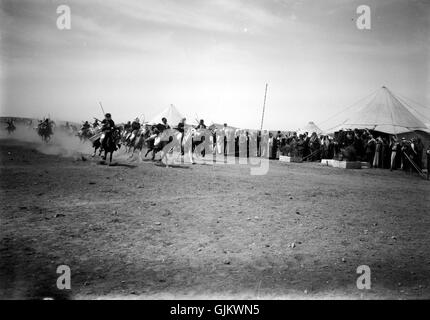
[144, 148, 151, 158]
[110, 151, 113, 163]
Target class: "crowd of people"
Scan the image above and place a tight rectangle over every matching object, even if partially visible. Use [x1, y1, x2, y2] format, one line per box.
[273, 128, 428, 173]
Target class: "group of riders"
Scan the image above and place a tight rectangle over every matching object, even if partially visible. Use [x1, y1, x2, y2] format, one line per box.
[4, 117, 55, 142]
[76, 113, 211, 163]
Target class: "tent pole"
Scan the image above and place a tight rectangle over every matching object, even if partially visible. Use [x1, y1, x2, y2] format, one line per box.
[260, 83, 268, 131]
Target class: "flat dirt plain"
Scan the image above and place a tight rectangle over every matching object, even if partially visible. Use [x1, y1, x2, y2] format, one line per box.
[1, 135, 429, 299]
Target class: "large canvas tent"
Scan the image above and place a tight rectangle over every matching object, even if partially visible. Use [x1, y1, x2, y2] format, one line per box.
[148, 104, 185, 126]
[330, 86, 429, 135]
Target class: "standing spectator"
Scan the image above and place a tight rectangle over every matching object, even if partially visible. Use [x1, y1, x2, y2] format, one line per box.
[390, 136, 399, 171]
[373, 137, 383, 168]
[365, 135, 376, 168]
[268, 133, 274, 159]
[414, 137, 424, 169]
[381, 137, 389, 169]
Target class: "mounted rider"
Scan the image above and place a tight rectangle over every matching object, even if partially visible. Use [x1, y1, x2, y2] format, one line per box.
[6, 118, 15, 127]
[196, 119, 207, 130]
[100, 113, 115, 145]
[145, 125, 160, 146]
[128, 118, 141, 143]
[5, 118, 16, 133]
[157, 117, 170, 132]
[81, 121, 90, 131]
[124, 121, 132, 136]
[79, 121, 91, 138]
[92, 118, 100, 128]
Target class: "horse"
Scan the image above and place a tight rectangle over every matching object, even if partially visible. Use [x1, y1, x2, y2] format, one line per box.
[127, 127, 151, 160]
[145, 128, 183, 162]
[77, 128, 93, 142]
[92, 127, 122, 164]
[124, 128, 143, 153]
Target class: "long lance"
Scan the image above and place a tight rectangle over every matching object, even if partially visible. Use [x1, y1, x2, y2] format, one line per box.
[260, 83, 268, 131]
[99, 102, 105, 116]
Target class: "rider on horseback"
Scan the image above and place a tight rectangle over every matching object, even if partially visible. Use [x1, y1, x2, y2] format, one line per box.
[92, 118, 100, 128]
[158, 117, 170, 132]
[81, 121, 90, 132]
[196, 119, 207, 130]
[6, 118, 16, 134]
[100, 113, 115, 146]
[128, 118, 141, 143]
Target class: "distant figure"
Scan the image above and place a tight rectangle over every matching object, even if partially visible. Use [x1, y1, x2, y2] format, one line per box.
[37, 118, 54, 142]
[6, 118, 16, 135]
[78, 121, 91, 141]
[81, 121, 90, 131]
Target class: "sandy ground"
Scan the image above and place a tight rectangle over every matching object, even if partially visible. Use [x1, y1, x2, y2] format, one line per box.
[1, 132, 430, 300]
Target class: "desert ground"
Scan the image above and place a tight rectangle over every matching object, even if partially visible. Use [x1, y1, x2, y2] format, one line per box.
[1, 129, 429, 299]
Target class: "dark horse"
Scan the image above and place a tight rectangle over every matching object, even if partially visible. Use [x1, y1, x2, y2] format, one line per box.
[92, 127, 122, 164]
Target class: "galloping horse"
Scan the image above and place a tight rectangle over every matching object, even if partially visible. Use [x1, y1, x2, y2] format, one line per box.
[145, 128, 184, 162]
[77, 128, 93, 142]
[92, 127, 122, 164]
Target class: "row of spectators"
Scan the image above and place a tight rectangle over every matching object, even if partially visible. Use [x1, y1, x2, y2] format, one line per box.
[269, 129, 428, 171]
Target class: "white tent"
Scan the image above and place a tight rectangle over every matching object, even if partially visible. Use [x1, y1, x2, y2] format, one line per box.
[297, 121, 323, 135]
[330, 86, 429, 135]
[148, 104, 185, 126]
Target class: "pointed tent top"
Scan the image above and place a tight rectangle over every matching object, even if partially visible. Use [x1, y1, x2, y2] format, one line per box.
[332, 86, 429, 134]
[148, 104, 185, 126]
[297, 121, 323, 135]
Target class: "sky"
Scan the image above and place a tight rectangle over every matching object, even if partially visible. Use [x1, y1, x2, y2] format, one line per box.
[1, 0, 429, 130]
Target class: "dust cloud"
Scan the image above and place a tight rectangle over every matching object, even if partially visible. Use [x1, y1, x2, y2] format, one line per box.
[0, 124, 93, 158]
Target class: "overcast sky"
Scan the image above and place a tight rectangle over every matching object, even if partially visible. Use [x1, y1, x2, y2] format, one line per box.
[1, 0, 429, 130]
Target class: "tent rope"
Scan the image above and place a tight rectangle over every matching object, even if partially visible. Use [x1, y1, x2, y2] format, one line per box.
[393, 94, 430, 123]
[301, 148, 321, 161]
[402, 151, 427, 180]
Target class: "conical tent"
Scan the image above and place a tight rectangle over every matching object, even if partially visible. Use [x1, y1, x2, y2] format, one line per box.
[332, 86, 429, 134]
[148, 104, 185, 126]
[297, 121, 323, 135]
